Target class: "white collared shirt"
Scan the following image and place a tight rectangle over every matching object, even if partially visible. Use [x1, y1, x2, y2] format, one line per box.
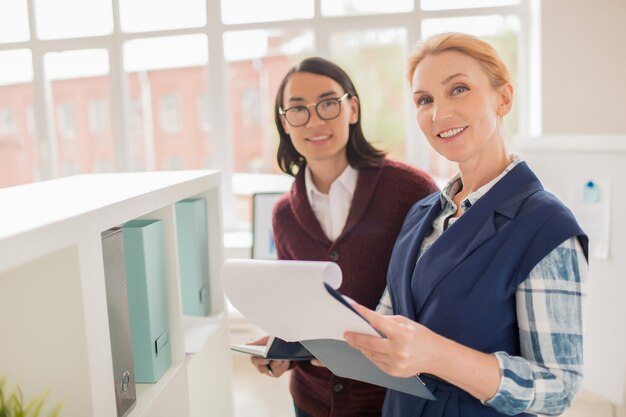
[304, 164, 358, 241]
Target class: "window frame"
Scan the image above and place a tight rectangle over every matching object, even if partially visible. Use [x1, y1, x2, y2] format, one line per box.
[0, 0, 538, 230]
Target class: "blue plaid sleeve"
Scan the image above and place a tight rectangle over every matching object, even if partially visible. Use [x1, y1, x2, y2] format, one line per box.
[485, 237, 587, 415]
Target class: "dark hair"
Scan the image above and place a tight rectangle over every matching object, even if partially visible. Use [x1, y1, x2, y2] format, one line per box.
[274, 57, 386, 176]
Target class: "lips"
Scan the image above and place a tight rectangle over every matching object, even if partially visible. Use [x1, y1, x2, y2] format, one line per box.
[307, 134, 331, 142]
[437, 126, 468, 139]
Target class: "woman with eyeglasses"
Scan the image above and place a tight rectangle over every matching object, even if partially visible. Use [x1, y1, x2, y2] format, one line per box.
[248, 57, 437, 417]
[343, 33, 588, 417]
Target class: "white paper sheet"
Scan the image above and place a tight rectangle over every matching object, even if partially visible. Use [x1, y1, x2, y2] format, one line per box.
[221, 259, 380, 342]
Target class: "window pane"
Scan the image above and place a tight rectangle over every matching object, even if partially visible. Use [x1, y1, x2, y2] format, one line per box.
[44, 49, 114, 176]
[34, 0, 112, 39]
[322, 0, 413, 17]
[119, 0, 206, 33]
[421, 16, 520, 179]
[224, 29, 313, 174]
[0, 50, 37, 187]
[0, 0, 29, 43]
[88, 100, 108, 134]
[159, 95, 180, 133]
[123, 35, 211, 172]
[221, 0, 313, 24]
[45, 49, 109, 80]
[329, 28, 408, 160]
[197, 93, 210, 133]
[421, 0, 519, 10]
[0, 50, 33, 86]
[422, 15, 520, 39]
[124, 35, 208, 71]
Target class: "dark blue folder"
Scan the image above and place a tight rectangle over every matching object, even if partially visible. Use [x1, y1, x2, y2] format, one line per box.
[231, 336, 314, 361]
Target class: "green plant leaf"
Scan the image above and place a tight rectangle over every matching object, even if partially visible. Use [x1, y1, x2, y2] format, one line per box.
[48, 402, 63, 417]
[0, 380, 62, 417]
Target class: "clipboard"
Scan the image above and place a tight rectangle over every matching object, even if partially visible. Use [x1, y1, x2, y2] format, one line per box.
[221, 259, 436, 400]
[301, 339, 435, 399]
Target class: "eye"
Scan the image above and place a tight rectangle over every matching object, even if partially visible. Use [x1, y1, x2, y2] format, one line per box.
[319, 99, 338, 109]
[290, 106, 307, 114]
[416, 96, 433, 106]
[452, 85, 469, 95]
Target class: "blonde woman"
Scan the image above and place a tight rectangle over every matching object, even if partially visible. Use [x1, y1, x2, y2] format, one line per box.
[345, 33, 588, 417]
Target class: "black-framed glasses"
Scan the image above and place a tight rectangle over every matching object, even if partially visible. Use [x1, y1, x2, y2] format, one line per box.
[279, 93, 350, 127]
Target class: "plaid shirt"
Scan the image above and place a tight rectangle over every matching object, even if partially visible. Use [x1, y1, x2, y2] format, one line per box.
[377, 155, 587, 416]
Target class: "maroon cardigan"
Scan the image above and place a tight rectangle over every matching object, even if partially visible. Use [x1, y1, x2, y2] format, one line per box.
[272, 158, 437, 417]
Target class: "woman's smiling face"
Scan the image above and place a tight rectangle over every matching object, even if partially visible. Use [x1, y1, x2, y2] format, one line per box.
[280, 72, 358, 167]
[411, 50, 511, 166]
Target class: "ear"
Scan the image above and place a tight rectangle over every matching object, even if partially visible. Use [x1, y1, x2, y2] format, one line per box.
[496, 83, 514, 117]
[348, 95, 359, 125]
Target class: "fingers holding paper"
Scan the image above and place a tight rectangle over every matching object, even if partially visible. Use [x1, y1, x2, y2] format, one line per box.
[251, 355, 290, 377]
[344, 303, 443, 378]
[247, 335, 290, 377]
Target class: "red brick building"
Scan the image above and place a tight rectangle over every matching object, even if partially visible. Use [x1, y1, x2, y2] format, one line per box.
[0, 56, 293, 188]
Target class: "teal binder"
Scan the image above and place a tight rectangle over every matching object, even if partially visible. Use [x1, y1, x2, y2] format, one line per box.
[123, 219, 172, 383]
[175, 198, 211, 316]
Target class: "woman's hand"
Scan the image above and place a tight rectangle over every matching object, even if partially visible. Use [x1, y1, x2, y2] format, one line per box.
[247, 336, 290, 378]
[250, 356, 290, 378]
[344, 304, 443, 378]
[344, 304, 501, 401]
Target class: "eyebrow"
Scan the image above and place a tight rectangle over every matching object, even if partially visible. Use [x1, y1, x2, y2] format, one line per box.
[287, 90, 339, 103]
[413, 73, 468, 96]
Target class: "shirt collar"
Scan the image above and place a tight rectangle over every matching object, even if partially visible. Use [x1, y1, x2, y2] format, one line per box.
[440, 153, 522, 210]
[305, 163, 358, 200]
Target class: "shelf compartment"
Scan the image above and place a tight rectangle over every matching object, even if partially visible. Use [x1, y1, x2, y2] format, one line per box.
[182, 313, 223, 354]
[130, 360, 190, 417]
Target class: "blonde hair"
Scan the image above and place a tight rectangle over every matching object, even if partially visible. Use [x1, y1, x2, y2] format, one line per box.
[407, 33, 511, 89]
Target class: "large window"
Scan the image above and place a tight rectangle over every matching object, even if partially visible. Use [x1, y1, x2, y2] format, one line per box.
[0, 0, 535, 231]
[330, 28, 409, 161]
[223, 28, 314, 175]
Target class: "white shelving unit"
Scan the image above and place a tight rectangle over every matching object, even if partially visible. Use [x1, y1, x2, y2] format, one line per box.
[0, 171, 234, 417]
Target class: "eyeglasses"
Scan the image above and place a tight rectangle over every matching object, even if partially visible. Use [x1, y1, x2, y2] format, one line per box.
[279, 93, 350, 127]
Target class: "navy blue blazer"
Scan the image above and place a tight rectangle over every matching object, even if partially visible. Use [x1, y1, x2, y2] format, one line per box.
[383, 162, 588, 417]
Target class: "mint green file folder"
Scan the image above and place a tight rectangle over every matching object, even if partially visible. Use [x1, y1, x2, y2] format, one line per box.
[175, 198, 211, 316]
[123, 219, 172, 383]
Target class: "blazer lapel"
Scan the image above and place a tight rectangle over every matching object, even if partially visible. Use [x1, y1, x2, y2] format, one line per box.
[410, 201, 498, 318]
[410, 162, 544, 318]
[389, 195, 442, 321]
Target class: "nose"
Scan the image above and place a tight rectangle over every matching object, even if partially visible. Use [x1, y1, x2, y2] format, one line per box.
[431, 100, 454, 123]
[306, 104, 325, 127]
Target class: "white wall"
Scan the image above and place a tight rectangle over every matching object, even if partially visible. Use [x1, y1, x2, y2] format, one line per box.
[516, 136, 626, 405]
[538, 1, 626, 404]
[541, 0, 626, 135]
